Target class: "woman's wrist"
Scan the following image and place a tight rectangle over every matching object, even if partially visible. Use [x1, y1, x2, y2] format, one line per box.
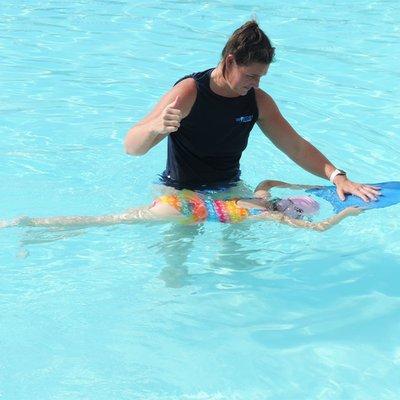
[329, 168, 347, 184]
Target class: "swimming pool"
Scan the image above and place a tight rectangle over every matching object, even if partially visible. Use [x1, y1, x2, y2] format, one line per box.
[1, 1, 399, 398]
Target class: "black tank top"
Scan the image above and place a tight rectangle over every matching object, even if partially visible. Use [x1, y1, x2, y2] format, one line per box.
[161, 68, 259, 190]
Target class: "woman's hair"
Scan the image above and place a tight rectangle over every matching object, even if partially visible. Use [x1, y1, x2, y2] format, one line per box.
[221, 20, 275, 77]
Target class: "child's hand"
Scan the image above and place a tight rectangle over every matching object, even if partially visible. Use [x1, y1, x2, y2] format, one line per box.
[345, 206, 364, 216]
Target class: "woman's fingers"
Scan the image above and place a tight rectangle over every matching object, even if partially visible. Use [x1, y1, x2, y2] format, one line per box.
[335, 180, 382, 202]
[164, 127, 178, 133]
[349, 187, 373, 202]
[358, 185, 381, 201]
[159, 107, 182, 133]
[164, 113, 181, 121]
[336, 187, 346, 201]
[164, 121, 181, 132]
[165, 107, 182, 115]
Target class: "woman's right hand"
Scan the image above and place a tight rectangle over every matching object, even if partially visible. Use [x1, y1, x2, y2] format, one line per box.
[124, 78, 196, 155]
[152, 96, 182, 136]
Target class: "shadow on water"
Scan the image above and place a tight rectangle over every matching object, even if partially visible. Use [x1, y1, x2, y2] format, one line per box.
[13, 217, 266, 289]
[155, 223, 202, 288]
[154, 220, 266, 288]
[150, 180, 262, 288]
[15, 227, 87, 259]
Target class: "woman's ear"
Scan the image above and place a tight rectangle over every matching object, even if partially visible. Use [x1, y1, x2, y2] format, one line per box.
[225, 54, 236, 69]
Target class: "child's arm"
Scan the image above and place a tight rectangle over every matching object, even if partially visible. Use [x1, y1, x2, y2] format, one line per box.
[254, 180, 323, 199]
[253, 207, 363, 231]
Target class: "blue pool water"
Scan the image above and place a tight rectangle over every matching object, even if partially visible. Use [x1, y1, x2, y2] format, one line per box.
[1, 1, 400, 399]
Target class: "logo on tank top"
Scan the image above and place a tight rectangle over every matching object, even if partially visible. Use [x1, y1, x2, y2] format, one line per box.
[235, 115, 253, 123]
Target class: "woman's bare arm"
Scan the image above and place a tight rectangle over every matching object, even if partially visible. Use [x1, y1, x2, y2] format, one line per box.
[254, 89, 380, 202]
[124, 79, 197, 155]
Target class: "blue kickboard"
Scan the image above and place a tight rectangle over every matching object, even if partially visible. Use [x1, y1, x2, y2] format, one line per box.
[306, 181, 400, 213]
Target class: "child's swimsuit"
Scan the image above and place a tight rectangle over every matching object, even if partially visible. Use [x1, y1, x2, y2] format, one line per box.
[155, 190, 264, 223]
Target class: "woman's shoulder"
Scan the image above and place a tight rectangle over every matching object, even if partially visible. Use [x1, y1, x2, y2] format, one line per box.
[174, 68, 213, 87]
[254, 88, 279, 120]
[174, 76, 197, 93]
[163, 77, 197, 116]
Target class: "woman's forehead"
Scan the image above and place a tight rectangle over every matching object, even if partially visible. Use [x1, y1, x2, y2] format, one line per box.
[240, 63, 269, 76]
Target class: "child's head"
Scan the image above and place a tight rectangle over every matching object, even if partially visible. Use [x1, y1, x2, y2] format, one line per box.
[274, 196, 320, 219]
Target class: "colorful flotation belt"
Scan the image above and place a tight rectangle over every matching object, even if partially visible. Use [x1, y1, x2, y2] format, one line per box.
[306, 181, 400, 213]
[157, 190, 253, 223]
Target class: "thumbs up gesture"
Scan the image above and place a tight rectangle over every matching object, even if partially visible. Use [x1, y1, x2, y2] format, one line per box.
[156, 95, 182, 135]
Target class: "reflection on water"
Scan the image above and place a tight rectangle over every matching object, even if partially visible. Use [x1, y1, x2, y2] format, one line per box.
[155, 220, 266, 288]
[16, 227, 87, 259]
[155, 223, 201, 288]
[20, 227, 86, 246]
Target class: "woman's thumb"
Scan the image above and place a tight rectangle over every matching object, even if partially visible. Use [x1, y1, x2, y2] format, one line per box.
[337, 188, 345, 201]
[170, 95, 180, 108]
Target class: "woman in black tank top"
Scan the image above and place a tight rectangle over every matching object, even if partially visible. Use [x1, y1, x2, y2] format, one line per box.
[124, 20, 379, 202]
[161, 68, 259, 189]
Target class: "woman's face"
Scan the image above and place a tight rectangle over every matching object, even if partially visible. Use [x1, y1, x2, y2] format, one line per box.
[225, 56, 269, 96]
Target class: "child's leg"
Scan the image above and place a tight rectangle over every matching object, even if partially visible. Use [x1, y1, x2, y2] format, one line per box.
[1, 202, 183, 229]
[0, 199, 183, 229]
[15, 209, 156, 228]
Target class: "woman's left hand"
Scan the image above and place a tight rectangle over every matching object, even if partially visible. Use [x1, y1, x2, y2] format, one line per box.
[334, 175, 381, 202]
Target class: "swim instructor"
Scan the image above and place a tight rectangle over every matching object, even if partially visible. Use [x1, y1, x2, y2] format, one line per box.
[124, 20, 379, 202]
